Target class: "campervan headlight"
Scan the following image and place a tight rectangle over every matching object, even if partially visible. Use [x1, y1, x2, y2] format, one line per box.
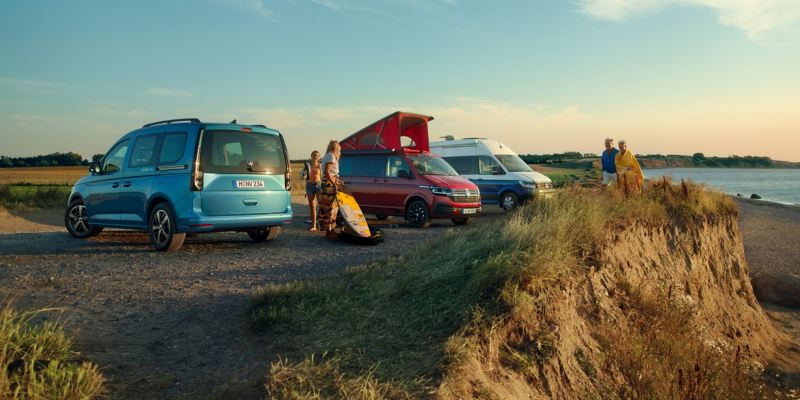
[428, 186, 453, 196]
[520, 181, 537, 188]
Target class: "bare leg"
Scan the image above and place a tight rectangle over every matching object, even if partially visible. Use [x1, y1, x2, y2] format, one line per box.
[308, 193, 318, 231]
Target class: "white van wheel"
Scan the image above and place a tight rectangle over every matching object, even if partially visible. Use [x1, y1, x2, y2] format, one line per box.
[500, 192, 519, 211]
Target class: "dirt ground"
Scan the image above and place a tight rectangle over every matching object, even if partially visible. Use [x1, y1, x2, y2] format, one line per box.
[1, 197, 798, 399]
[0, 198, 503, 399]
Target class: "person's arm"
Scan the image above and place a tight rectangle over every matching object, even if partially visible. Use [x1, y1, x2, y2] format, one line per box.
[324, 161, 334, 182]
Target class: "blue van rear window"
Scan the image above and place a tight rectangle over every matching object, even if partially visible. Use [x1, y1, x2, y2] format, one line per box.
[200, 130, 286, 174]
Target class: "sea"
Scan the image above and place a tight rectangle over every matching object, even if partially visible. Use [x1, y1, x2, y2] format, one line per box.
[642, 168, 800, 206]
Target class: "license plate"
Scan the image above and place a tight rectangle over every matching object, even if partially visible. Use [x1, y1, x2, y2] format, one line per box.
[462, 208, 477, 215]
[235, 180, 265, 189]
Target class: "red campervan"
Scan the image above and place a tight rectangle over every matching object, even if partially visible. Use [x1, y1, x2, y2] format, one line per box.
[339, 112, 481, 227]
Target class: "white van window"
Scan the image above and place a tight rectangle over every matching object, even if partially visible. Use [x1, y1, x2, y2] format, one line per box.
[495, 154, 532, 172]
[478, 156, 504, 175]
[443, 156, 479, 175]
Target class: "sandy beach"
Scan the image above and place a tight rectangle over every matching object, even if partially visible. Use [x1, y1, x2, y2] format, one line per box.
[736, 198, 800, 278]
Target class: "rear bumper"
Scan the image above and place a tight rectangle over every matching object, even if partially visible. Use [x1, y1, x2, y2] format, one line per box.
[178, 210, 293, 232]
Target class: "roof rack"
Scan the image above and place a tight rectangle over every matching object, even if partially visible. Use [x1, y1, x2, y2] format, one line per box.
[142, 118, 201, 128]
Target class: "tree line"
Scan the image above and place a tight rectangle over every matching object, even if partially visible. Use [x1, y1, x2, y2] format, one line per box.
[0, 152, 104, 168]
[519, 151, 782, 168]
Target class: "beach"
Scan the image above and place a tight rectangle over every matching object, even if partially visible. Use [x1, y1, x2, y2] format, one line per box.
[736, 198, 800, 278]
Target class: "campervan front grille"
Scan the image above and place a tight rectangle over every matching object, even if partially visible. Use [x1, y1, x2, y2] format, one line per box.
[451, 188, 481, 203]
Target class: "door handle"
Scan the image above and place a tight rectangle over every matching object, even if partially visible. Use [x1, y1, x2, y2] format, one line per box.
[112, 182, 119, 188]
[123, 181, 132, 187]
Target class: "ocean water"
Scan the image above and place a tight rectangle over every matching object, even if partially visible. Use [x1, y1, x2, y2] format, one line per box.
[643, 168, 800, 206]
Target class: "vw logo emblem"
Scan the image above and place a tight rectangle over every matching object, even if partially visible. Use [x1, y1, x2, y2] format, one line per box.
[247, 160, 255, 167]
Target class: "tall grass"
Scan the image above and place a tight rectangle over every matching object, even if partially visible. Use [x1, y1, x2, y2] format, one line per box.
[251, 180, 743, 399]
[0, 184, 71, 210]
[0, 303, 104, 399]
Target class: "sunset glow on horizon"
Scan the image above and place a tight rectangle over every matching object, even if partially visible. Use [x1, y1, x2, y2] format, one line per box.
[1, 1, 799, 161]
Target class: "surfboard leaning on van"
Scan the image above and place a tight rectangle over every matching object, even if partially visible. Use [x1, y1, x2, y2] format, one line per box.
[430, 137, 554, 211]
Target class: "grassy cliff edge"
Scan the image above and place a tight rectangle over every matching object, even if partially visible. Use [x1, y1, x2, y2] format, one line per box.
[251, 180, 783, 399]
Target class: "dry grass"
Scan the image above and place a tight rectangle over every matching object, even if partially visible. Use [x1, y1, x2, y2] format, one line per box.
[596, 277, 770, 400]
[0, 302, 105, 399]
[0, 167, 88, 186]
[249, 180, 753, 399]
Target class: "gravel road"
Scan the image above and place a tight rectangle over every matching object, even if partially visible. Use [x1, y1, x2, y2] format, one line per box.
[0, 198, 503, 399]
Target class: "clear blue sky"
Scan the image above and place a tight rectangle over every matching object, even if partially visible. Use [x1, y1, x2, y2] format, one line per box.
[2, 0, 799, 160]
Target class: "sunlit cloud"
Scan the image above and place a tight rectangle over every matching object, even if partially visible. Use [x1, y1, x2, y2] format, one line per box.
[578, 0, 800, 43]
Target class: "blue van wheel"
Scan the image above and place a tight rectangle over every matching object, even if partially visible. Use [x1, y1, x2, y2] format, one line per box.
[248, 227, 280, 242]
[149, 203, 186, 252]
[65, 199, 103, 238]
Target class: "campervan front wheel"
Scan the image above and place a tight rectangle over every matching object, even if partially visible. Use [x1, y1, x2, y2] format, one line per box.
[406, 200, 431, 228]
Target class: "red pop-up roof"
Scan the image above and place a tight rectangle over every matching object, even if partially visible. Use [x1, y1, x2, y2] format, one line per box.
[340, 111, 433, 152]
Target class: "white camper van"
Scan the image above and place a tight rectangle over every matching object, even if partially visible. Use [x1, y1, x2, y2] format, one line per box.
[430, 137, 554, 210]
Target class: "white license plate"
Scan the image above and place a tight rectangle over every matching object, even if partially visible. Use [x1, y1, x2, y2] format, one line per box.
[235, 180, 265, 189]
[462, 208, 477, 215]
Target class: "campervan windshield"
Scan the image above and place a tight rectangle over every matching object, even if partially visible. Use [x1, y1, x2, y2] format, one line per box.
[408, 154, 458, 176]
[495, 154, 532, 173]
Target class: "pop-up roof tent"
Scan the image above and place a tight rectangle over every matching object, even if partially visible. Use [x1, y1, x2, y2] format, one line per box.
[340, 111, 433, 152]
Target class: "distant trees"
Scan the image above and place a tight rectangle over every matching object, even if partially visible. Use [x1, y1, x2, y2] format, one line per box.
[0, 152, 86, 168]
[520, 151, 780, 168]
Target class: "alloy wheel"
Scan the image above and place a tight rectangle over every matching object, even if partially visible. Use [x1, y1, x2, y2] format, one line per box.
[151, 209, 171, 248]
[67, 204, 88, 234]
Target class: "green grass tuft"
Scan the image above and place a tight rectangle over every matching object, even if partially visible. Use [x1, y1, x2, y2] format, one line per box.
[0, 184, 71, 210]
[1, 302, 105, 399]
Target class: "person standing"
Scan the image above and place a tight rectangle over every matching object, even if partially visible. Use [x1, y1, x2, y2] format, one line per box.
[601, 137, 619, 187]
[318, 140, 342, 239]
[302, 150, 322, 232]
[614, 140, 644, 194]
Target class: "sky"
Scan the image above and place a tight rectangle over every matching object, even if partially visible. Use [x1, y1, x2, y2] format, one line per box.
[1, 0, 799, 161]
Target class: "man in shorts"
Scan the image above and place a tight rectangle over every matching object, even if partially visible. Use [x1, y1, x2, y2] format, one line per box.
[601, 137, 619, 187]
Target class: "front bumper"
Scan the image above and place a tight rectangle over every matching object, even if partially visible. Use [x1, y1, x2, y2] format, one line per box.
[432, 197, 482, 218]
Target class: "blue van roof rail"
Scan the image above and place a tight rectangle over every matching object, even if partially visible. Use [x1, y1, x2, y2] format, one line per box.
[143, 118, 201, 128]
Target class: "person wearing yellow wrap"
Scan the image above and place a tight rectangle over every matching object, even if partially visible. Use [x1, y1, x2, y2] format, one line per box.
[614, 140, 643, 193]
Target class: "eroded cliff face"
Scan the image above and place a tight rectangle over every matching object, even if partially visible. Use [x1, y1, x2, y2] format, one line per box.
[441, 216, 779, 399]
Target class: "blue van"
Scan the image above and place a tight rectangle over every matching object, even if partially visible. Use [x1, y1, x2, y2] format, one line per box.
[64, 118, 292, 251]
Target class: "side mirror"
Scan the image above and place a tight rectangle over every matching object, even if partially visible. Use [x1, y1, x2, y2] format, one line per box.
[397, 169, 413, 179]
[491, 165, 505, 175]
[89, 162, 101, 174]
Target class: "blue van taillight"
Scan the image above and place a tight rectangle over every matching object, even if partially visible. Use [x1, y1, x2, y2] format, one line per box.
[191, 170, 204, 191]
[284, 165, 291, 191]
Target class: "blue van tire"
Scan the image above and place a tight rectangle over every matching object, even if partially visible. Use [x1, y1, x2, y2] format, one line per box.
[149, 202, 185, 252]
[65, 199, 103, 238]
[406, 200, 431, 228]
[248, 227, 280, 242]
[500, 192, 519, 211]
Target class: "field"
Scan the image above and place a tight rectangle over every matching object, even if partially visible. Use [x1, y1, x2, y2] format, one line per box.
[0, 163, 594, 209]
[0, 166, 88, 185]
